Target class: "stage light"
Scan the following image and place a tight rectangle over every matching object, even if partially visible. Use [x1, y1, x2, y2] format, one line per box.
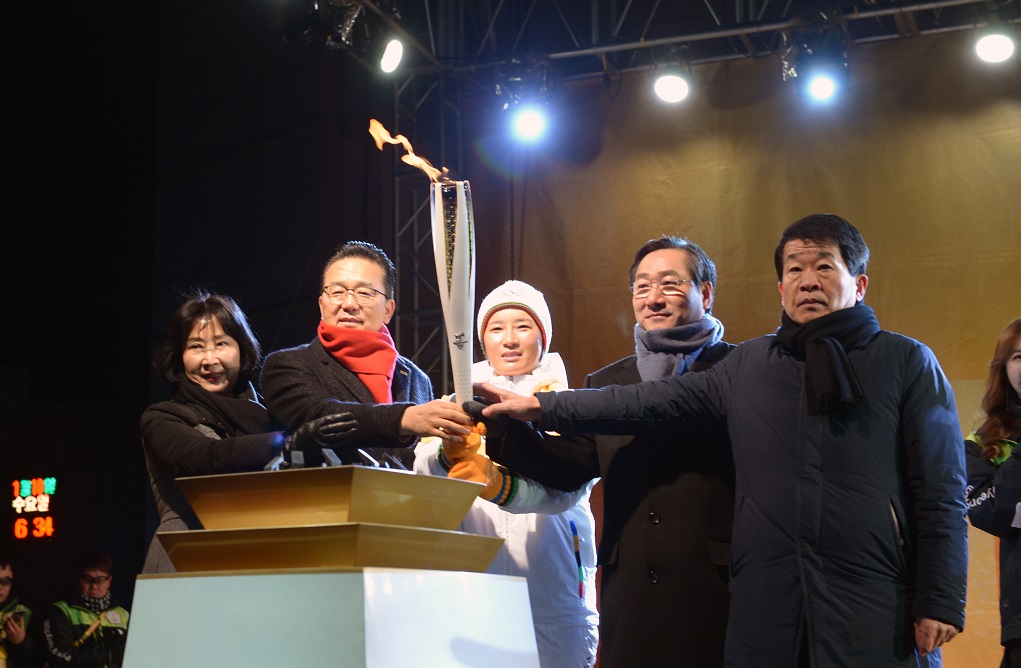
[781, 24, 850, 103]
[329, 0, 363, 48]
[652, 48, 693, 103]
[380, 37, 403, 72]
[496, 58, 556, 144]
[510, 105, 547, 142]
[799, 60, 846, 102]
[281, 0, 365, 53]
[653, 67, 691, 103]
[975, 24, 1016, 63]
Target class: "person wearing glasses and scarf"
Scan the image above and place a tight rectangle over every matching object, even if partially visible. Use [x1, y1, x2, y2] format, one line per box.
[482, 239, 735, 667]
[44, 552, 128, 668]
[262, 241, 474, 469]
[1, 551, 41, 668]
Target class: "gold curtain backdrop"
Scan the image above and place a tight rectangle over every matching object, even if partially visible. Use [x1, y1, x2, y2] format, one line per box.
[463, 30, 1020, 666]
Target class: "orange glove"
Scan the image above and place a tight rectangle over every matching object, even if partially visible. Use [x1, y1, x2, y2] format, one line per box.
[447, 452, 515, 504]
[441, 422, 486, 461]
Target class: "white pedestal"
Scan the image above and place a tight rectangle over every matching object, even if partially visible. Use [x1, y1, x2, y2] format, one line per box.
[123, 568, 539, 668]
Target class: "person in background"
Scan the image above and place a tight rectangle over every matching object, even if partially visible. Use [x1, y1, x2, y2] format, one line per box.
[416, 280, 599, 667]
[261, 240, 473, 467]
[43, 552, 129, 668]
[1, 551, 41, 668]
[141, 291, 356, 573]
[489, 238, 734, 667]
[480, 213, 968, 666]
[965, 316, 1021, 668]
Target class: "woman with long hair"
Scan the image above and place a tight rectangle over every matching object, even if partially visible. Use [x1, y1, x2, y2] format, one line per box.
[966, 316, 1021, 668]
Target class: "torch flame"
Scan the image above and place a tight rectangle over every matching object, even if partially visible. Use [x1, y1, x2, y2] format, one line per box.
[368, 118, 448, 183]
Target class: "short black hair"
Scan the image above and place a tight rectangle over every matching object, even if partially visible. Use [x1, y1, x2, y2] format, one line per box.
[774, 213, 870, 279]
[628, 236, 718, 312]
[321, 241, 397, 299]
[77, 550, 113, 575]
[155, 291, 262, 386]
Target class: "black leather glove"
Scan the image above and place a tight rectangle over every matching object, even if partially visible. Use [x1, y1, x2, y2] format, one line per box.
[284, 412, 358, 468]
[462, 399, 509, 442]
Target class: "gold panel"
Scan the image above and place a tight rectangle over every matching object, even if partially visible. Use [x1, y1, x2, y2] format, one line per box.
[176, 466, 483, 531]
[158, 523, 503, 573]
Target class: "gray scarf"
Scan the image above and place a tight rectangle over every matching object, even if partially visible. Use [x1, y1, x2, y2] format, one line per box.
[634, 315, 724, 382]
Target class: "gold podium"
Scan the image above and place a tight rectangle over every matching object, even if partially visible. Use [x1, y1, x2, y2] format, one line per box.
[123, 467, 539, 667]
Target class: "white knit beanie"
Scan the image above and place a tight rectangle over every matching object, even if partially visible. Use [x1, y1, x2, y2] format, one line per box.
[477, 280, 553, 360]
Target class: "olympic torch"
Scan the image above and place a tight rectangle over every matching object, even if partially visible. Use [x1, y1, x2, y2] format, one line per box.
[430, 180, 476, 404]
[367, 120, 476, 404]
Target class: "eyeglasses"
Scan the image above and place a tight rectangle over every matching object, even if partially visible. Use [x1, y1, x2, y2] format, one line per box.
[0, 578, 12, 587]
[631, 277, 697, 299]
[79, 575, 110, 586]
[322, 286, 388, 306]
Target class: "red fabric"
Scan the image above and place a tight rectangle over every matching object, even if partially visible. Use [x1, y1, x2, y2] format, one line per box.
[318, 321, 398, 404]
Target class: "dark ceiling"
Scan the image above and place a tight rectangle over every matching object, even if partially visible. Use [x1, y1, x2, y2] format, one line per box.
[286, 0, 1021, 92]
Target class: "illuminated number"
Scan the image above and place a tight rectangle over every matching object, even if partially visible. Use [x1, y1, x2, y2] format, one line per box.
[31, 478, 45, 495]
[14, 517, 28, 539]
[32, 516, 54, 538]
[11, 480, 18, 498]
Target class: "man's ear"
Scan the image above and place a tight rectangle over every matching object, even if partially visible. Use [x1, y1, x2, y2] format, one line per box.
[701, 282, 714, 311]
[855, 274, 869, 302]
[382, 298, 396, 325]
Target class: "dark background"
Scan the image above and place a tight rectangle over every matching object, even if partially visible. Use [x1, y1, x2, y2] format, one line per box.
[1, 1, 391, 614]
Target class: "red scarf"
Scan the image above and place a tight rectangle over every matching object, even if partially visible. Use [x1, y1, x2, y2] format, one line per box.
[318, 321, 399, 404]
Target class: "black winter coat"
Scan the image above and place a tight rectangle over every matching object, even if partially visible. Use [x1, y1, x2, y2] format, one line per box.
[260, 337, 434, 469]
[533, 331, 968, 667]
[140, 381, 284, 573]
[496, 340, 734, 668]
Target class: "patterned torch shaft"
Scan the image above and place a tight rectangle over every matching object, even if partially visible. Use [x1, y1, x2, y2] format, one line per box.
[431, 180, 476, 403]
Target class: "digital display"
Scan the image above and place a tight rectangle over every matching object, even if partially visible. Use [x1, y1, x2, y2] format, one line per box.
[11, 477, 56, 539]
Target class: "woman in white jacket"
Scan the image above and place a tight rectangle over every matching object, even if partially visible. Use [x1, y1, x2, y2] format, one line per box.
[415, 280, 599, 668]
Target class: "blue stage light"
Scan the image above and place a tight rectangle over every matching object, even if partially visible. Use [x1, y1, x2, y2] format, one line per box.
[782, 26, 850, 104]
[511, 105, 547, 143]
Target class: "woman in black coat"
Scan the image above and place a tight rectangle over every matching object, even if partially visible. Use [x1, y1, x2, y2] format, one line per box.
[140, 291, 352, 573]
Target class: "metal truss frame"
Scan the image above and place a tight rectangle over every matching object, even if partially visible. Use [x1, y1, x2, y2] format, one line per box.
[362, 0, 1017, 388]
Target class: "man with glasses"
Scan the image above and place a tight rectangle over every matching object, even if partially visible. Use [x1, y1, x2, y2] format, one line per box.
[488, 236, 735, 667]
[1, 551, 40, 668]
[44, 551, 128, 668]
[481, 214, 968, 666]
[262, 240, 473, 468]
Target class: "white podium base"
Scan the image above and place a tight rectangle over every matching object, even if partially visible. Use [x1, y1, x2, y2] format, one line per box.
[123, 568, 539, 668]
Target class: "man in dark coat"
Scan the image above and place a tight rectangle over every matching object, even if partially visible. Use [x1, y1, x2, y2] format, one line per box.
[481, 214, 968, 667]
[262, 241, 472, 467]
[493, 237, 734, 667]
